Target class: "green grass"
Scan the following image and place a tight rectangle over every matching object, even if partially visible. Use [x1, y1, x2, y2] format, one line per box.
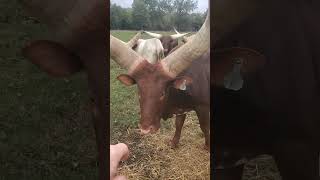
[110, 31, 140, 141]
[0, 1, 98, 179]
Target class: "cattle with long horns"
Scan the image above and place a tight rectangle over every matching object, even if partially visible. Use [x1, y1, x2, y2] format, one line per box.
[111, 3, 266, 151]
[144, 30, 189, 56]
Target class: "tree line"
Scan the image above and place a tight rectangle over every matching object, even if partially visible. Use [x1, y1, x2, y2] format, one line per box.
[110, 0, 207, 31]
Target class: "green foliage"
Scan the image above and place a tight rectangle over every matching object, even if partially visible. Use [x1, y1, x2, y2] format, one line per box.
[132, 0, 151, 29]
[111, 4, 133, 29]
[110, 0, 206, 31]
[173, 0, 198, 30]
[173, 0, 198, 14]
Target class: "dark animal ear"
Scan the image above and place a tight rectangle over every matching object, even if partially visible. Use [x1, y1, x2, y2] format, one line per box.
[212, 47, 266, 86]
[173, 76, 193, 90]
[117, 74, 136, 86]
[22, 40, 83, 77]
[213, 47, 266, 73]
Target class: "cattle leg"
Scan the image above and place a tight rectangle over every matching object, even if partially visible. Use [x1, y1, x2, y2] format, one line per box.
[213, 146, 245, 180]
[170, 114, 186, 148]
[214, 166, 244, 180]
[87, 90, 107, 179]
[85, 62, 108, 180]
[89, 101, 107, 180]
[195, 106, 210, 150]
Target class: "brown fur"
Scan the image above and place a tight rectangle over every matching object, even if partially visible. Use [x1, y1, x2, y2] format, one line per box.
[159, 36, 179, 57]
[213, 0, 320, 179]
[117, 47, 264, 150]
[21, 1, 108, 179]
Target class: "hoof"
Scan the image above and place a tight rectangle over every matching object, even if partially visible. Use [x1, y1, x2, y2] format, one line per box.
[168, 139, 178, 149]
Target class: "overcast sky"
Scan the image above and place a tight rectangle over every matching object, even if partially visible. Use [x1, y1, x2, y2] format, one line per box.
[110, 0, 208, 13]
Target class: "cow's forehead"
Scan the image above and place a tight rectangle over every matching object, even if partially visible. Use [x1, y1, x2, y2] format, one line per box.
[130, 61, 171, 79]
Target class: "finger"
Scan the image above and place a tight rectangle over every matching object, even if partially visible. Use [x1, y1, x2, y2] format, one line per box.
[117, 143, 129, 161]
[110, 143, 130, 178]
[110, 143, 129, 162]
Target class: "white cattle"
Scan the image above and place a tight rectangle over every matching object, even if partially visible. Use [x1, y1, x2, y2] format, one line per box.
[133, 38, 164, 64]
[123, 31, 165, 64]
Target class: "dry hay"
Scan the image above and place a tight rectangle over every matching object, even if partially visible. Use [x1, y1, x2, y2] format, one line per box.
[242, 155, 281, 180]
[116, 111, 210, 180]
[112, 111, 281, 180]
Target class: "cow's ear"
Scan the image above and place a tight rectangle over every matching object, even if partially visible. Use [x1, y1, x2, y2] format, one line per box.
[213, 47, 266, 74]
[117, 74, 136, 86]
[173, 76, 193, 90]
[22, 40, 83, 77]
[212, 47, 266, 87]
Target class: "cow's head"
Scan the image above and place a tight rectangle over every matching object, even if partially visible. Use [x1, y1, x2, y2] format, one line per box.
[116, 62, 193, 134]
[144, 29, 189, 56]
[111, 10, 210, 135]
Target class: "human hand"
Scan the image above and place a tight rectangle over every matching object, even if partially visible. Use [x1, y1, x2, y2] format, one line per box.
[110, 143, 129, 180]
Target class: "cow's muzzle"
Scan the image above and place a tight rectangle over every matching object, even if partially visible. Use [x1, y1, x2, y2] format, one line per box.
[138, 123, 160, 135]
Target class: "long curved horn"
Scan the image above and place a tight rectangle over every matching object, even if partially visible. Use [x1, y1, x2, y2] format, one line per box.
[144, 31, 162, 39]
[127, 31, 143, 48]
[173, 27, 180, 34]
[172, 27, 189, 39]
[182, 34, 194, 43]
[161, 7, 210, 77]
[170, 33, 189, 39]
[110, 35, 144, 74]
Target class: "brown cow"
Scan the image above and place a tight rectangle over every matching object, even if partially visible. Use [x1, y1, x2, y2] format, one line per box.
[144, 30, 189, 56]
[163, 47, 265, 149]
[110, 8, 210, 149]
[20, 0, 108, 179]
[213, 0, 320, 180]
[111, 3, 266, 151]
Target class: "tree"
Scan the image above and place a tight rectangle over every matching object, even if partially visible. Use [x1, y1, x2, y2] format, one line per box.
[110, 0, 205, 31]
[172, 0, 198, 31]
[132, 0, 150, 30]
[173, 0, 198, 15]
[190, 12, 205, 31]
[110, 4, 122, 29]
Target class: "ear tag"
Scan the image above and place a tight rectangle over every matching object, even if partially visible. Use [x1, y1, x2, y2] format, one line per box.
[223, 61, 243, 91]
[179, 80, 187, 91]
